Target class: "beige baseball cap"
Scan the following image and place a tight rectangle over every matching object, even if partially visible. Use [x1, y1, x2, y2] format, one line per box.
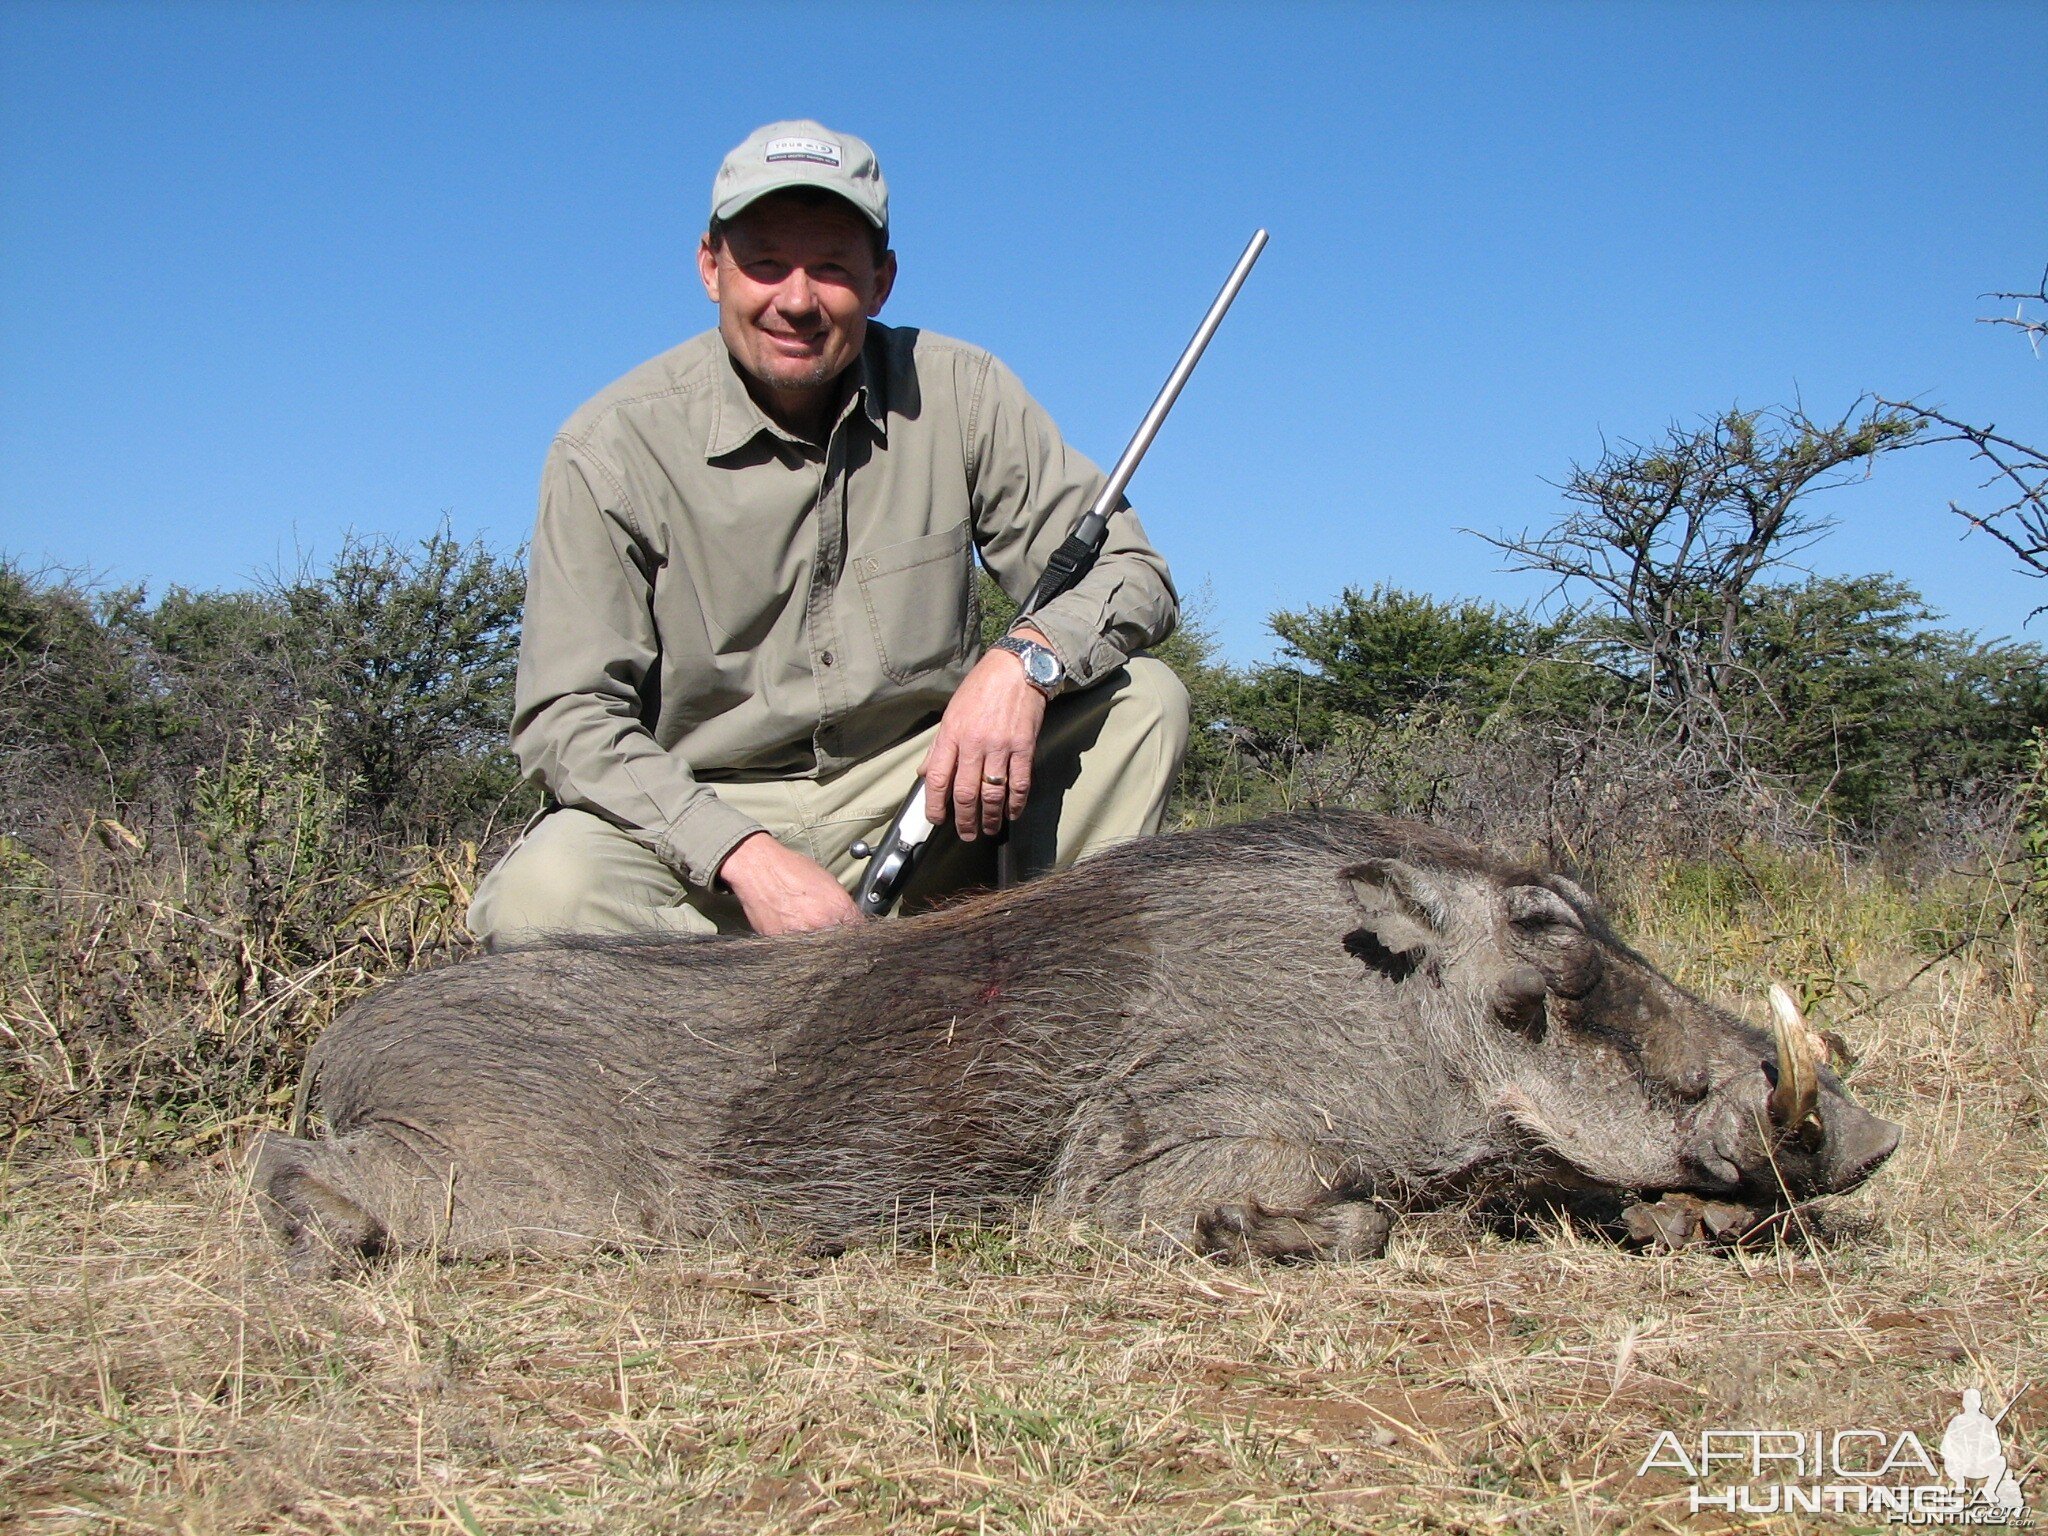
[710, 119, 889, 234]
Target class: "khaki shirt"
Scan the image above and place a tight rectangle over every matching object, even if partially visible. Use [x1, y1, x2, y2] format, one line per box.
[511, 322, 1179, 887]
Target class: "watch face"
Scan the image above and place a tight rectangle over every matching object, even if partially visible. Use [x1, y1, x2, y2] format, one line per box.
[1025, 649, 1061, 687]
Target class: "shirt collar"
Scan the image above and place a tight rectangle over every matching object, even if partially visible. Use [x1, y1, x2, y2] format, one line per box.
[854, 327, 890, 441]
[703, 328, 891, 461]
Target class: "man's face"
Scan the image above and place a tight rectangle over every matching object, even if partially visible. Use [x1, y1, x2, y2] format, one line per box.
[697, 194, 896, 413]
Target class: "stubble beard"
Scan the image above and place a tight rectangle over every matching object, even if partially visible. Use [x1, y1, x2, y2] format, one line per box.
[749, 346, 852, 423]
[766, 355, 839, 392]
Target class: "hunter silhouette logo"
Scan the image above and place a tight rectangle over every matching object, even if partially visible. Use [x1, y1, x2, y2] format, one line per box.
[1636, 1384, 2032, 1523]
[1943, 1390, 2029, 1516]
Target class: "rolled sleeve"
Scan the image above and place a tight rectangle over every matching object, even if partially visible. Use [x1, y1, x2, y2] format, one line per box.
[510, 438, 764, 886]
[965, 356, 1178, 689]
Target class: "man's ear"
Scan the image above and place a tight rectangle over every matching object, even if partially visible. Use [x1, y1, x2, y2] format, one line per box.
[868, 249, 897, 316]
[697, 235, 722, 303]
[1339, 859, 1444, 965]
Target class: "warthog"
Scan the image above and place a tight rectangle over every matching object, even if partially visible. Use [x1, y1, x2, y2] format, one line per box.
[254, 811, 1901, 1273]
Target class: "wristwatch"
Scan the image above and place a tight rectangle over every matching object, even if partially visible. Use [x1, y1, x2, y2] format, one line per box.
[993, 634, 1066, 698]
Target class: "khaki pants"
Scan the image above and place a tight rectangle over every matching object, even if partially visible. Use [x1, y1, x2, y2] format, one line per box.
[468, 656, 1189, 943]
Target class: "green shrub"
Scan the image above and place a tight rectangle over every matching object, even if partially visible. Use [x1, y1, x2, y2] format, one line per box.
[263, 526, 527, 832]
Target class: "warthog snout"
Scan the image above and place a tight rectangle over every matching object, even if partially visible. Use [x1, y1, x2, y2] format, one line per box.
[1671, 985, 1901, 1214]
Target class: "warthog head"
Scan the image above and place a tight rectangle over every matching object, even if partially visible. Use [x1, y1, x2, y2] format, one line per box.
[1341, 846, 1901, 1238]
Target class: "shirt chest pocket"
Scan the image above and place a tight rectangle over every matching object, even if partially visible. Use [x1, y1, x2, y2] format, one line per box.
[852, 520, 975, 684]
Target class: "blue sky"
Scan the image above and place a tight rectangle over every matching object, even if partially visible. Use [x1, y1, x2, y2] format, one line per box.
[2, 0, 2043, 661]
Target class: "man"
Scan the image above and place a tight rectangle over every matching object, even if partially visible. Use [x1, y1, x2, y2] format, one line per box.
[468, 120, 1188, 942]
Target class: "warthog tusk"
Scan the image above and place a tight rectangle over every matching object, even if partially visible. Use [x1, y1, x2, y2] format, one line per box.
[1767, 982, 1823, 1145]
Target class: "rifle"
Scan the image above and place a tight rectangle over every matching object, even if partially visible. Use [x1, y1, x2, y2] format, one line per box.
[850, 228, 1269, 916]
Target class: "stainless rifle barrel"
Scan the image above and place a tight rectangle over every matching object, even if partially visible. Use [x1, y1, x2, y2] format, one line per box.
[1089, 227, 1268, 521]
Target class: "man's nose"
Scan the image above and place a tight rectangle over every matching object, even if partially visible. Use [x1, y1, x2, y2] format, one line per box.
[775, 268, 821, 318]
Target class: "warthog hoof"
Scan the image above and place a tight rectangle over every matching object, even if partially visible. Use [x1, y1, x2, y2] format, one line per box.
[1620, 1192, 1771, 1251]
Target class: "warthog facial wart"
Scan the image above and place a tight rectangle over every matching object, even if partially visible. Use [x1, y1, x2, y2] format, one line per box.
[253, 811, 1902, 1274]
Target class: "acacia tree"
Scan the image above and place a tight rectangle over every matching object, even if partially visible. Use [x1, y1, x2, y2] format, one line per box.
[1978, 264, 2048, 356]
[1480, 402, 1920, 752]
[1881, 265, 2048, 619]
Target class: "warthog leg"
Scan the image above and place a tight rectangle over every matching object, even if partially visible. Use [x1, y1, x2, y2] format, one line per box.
[1194, 1195, 1392, 1263]
[250, 1130, 390, 1278]
[1053, 1118, 1393, 1264]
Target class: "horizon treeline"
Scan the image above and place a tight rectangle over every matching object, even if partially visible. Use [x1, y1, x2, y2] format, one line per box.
[2, 506, 2041, 878]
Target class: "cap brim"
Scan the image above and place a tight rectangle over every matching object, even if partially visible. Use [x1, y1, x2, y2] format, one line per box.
[713, 176, 886, 230]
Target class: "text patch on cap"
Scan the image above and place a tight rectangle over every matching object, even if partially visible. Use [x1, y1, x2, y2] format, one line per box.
[764, 136, 842, 167]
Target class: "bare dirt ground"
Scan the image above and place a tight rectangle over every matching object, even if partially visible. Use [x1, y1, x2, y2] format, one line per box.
[2, 913, 2042, 1534]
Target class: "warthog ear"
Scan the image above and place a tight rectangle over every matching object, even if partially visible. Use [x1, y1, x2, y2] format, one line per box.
[1339, 859, 1444, 979]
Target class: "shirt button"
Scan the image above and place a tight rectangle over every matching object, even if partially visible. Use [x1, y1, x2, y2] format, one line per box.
[820, 651, 836, 667]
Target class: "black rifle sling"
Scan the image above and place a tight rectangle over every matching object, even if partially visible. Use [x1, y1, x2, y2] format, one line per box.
[1022, 528, 1103, 616]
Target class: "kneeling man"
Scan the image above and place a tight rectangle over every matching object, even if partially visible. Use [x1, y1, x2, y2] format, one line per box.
[470, 120, 1188, 942]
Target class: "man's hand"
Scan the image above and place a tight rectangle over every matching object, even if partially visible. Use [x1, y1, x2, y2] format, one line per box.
[718, 832, 866, 935]
[921, 627, 1053, 841]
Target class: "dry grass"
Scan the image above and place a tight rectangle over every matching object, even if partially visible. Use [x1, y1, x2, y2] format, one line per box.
[2, 882, 2044, 1533]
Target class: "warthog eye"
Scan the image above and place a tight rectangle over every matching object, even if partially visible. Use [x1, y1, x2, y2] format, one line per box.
[1503, 886, 1604, 998]
[1504, 884, 1585, 934]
